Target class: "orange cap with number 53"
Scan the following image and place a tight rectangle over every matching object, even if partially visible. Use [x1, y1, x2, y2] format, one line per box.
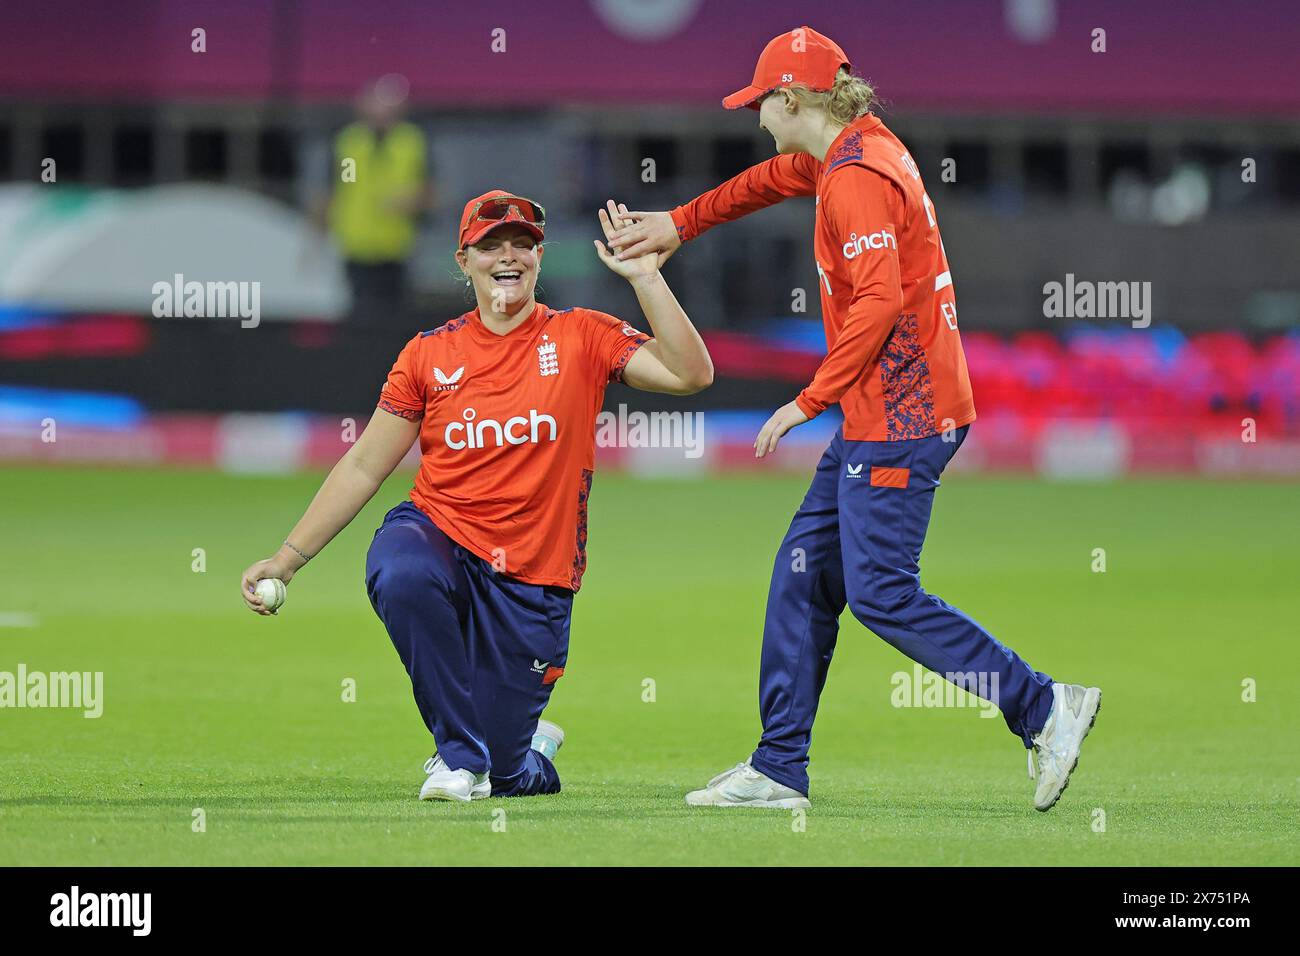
[722, 26, 852, 111]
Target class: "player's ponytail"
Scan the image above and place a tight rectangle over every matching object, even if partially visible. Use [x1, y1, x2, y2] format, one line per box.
[791, 67, 876, 124]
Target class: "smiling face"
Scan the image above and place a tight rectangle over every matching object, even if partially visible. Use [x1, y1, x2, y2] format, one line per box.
[456, 224, 543, 314]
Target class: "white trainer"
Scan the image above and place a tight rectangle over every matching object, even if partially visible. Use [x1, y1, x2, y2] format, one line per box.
[419, 754, 491, 802]
[1028, 682, 1102, 812]
[685, 760, 811, 809]
[531, 719, 565, 762]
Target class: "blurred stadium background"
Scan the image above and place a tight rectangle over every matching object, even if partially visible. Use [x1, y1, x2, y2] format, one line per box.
[1, 0, 1298, 476]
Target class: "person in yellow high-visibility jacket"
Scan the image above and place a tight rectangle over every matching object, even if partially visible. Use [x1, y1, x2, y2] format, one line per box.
[315, 78, 435, 322]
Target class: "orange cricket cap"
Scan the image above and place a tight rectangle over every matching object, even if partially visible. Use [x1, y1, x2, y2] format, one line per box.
[458, 189, 546, 249]
[722, 26, 851, 111]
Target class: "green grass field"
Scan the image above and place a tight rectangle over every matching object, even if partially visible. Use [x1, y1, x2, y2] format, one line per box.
[1, 466, 1297, 866]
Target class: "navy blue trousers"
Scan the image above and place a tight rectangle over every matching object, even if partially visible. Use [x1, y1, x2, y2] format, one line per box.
[365, 502, 571, 797]
[750, 426, 1055, 795]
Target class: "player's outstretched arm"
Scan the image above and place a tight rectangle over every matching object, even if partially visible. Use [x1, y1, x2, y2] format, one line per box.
[606, 152, 820, 260]
[239, 409, 419, 615]
[593, 201, 713, 396]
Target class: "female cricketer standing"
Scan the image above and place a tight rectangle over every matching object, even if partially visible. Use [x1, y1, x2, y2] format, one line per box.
[606, 26, 1101, 812]
[240, 190, 713, 801]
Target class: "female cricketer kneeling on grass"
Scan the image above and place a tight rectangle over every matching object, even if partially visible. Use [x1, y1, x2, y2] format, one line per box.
[240, 190, 713, 801]
[605, 26, 1101, 812]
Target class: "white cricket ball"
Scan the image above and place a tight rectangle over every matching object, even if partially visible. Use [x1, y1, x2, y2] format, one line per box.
[255, 577, 286, 612]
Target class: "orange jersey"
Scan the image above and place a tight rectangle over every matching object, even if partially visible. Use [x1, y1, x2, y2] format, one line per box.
[377, 302, 650, 591]
[671, 114, 975, 441]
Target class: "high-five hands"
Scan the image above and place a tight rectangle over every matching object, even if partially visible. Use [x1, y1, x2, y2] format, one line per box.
[603, 205, 681, 268]
[594, 200, 662, 280]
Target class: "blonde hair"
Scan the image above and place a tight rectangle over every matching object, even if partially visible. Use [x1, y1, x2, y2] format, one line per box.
[788, 67, 876, 124]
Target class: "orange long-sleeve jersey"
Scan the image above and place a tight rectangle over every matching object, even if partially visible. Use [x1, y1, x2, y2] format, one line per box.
[671, 114, 975, 441]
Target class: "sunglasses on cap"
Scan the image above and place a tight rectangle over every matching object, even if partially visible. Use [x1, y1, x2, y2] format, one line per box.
[469, 194, 546, 227]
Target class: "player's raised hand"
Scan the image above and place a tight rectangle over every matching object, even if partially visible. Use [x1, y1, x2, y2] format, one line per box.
[754, 400, 810, 459]
[594, 201, 661, 280]
[605, 206, 681, 268]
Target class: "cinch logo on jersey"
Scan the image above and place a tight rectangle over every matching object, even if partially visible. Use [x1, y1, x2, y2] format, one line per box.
[842, 228, 897, 259]
[444, 407, 558, 450]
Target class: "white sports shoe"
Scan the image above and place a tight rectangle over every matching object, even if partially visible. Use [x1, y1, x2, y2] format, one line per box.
[685, 760, 811, 809]
[531, 719, 565, 761]
[419, 754, 491, 802]
[1028, 682, 1102, 812]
